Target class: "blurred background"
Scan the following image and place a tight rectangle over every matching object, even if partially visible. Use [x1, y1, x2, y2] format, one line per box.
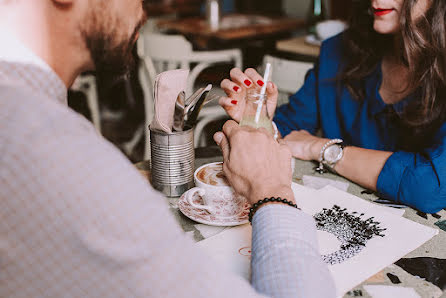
[68, 0, 353, 163]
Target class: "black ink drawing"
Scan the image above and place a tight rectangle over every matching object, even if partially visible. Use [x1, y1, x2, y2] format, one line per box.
[314, 205, 386, 265]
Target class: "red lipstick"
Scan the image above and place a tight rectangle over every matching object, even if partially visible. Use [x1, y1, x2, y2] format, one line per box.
[374, 8, 394, 16]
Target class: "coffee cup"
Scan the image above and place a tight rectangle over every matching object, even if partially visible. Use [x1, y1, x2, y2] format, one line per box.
[185, 162, 248, 218]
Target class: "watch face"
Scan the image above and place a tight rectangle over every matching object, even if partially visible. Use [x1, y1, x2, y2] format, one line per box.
[324, 145, 342, 163]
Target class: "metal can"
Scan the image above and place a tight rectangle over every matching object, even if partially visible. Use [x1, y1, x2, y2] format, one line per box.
[150, 126, 195, 197]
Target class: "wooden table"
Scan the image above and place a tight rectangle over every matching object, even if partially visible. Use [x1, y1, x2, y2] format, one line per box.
[157, 14, 306, 67]
[275, 35, 320, 62]
[136, 146, 446, 298]
[157, 14, 306, 50]
[143, 1, 203, 17]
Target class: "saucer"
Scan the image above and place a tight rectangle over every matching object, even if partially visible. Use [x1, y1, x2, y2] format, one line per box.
[178, 190, 250, 227]
[305, 34, 322, 46]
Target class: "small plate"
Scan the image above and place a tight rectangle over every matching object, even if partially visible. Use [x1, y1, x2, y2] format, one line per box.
[178, 190, 250, 227]
[305, 34, 322, 46]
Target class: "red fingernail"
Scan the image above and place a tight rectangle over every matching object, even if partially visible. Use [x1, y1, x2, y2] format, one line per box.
[257, 80, 264, 86]
[233, 86, 240, 92]
[231, 100, 238, 105]
[244, 80, 251, 87]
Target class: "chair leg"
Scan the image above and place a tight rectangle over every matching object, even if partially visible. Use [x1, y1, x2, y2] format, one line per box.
[194, 113, 228, 148]
[85, 81, 101, 134]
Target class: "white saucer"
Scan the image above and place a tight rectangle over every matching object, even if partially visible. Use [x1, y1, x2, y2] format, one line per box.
[305, 34, 322, 46]
[178, 190, 250, 227]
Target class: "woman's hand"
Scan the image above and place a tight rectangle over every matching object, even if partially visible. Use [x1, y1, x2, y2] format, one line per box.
[220, 68, 279, 122]
[214, 120, 294, 204]
[280, 130, 328, 161]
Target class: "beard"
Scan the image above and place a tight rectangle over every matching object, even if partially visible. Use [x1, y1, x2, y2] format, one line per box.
[81, 6, 144, 83]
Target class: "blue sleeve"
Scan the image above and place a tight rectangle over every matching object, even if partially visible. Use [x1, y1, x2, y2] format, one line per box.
[273, 34, 344, 138]
[377, 125, 446, 213]
[273, 64, 320, 137]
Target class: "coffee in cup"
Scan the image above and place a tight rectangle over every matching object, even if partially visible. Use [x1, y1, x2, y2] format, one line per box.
[196, 163, 230, 186]
[185, 162, 247, 218]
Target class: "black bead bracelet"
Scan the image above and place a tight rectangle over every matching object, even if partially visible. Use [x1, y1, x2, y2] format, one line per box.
[248, 197, 300, 224]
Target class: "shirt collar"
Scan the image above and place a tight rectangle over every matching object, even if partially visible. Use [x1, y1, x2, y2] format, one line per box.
[0, 28, 67, 105]
[369, 62, 413, 117]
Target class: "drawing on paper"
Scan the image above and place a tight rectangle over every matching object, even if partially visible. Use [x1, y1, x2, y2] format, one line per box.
[314, 205, 386, 265]
[238, 247, 252, 257]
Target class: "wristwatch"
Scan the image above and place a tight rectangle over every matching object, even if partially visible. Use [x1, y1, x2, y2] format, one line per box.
[316, 139, 345, 174]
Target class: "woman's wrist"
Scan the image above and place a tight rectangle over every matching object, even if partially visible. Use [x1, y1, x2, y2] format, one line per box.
[310, 138, 329, 161]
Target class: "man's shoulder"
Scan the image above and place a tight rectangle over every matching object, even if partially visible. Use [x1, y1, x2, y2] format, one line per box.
[1, 82, 93, 131]
[0, 83, 96, 153]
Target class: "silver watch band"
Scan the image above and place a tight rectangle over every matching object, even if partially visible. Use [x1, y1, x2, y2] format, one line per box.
[315, 139, 344, 174]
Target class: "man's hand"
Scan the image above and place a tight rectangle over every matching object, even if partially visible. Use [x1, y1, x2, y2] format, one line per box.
[219, 68, 279, 122]
[280, 130, 328, 161]
[214, 121, 294, 204]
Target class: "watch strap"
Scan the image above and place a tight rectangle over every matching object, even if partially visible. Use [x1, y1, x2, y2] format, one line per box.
[315, 139, 344, 174]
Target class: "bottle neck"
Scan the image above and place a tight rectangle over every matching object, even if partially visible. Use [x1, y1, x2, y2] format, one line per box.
[313, 0, 322, 16]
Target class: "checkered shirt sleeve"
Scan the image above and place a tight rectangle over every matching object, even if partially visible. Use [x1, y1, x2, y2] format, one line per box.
[252, 205, 336, 298]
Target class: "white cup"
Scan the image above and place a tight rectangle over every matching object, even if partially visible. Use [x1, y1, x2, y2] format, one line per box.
[185, 162, 247, 218]
[316, 20, 347, 41]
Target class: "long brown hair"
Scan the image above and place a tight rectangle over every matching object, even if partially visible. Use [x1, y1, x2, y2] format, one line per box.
[340, 0, 446, 151]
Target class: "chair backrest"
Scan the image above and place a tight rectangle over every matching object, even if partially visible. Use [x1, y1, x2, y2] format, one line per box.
[137, 28, 243, 156]
[261, 55, 314, 106]
[138, 32, 194, 73]
[263, 54, 313, 92]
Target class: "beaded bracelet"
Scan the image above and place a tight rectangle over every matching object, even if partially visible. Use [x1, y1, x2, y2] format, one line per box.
[248, 197, 300, 224]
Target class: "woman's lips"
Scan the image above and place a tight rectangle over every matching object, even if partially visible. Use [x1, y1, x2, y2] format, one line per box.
[373, 8, 394, 16]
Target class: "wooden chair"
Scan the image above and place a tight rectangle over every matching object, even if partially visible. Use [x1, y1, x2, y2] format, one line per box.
[70, 74, 101, 133]
[137, 30, 242, 157]
[262, 55, 314, 106]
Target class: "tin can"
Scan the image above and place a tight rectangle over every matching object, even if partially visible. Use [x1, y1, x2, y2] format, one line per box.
[150, 126, 195, 197]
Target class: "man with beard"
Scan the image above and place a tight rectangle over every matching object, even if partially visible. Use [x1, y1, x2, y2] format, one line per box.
[0, 1, 334, 297]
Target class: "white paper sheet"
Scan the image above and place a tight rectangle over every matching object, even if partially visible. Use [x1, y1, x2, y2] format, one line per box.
[292, 183, 405, 217]
[197, 183, 437, 297]
[197, 224, 252, 280]
[303, 175, 350, 192]
[363, 285, 421, 298]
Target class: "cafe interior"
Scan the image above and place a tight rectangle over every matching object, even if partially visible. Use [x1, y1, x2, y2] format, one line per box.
[69, 0, 351, 162]
[33, 0, 446, 296]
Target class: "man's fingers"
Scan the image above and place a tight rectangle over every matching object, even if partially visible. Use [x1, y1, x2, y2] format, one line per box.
[222, 120, 240, 138]
[214, 131, 230, 161]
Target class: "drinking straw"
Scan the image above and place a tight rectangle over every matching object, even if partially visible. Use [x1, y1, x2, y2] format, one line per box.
[254, 63, 271, 124]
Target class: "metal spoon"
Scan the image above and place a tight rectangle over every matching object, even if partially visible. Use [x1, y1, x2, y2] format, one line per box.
[172, 91, 186, 132]
[184, 89, 211, 129]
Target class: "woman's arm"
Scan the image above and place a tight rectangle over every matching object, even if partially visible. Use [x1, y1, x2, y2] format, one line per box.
[282, 130, 446, 213]
[282, 131, 391, 190]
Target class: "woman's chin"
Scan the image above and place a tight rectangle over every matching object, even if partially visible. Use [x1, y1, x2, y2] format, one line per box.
[373, 22, 399, 35]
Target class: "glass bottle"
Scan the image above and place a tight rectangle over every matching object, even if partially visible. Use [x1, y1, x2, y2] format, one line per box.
[239, 90, 274, 135]
[206, 0, 221, 31]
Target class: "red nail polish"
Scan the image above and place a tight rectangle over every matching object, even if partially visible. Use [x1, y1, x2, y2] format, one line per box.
[231, 100, 238, 105]
[257, 80, 264, 86]
[233, 86, 240, 92]
[244, 80, 251, 87]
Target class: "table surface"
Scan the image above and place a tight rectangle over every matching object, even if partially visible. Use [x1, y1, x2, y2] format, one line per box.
[157, 14, 306, 50]
[136, 148, 446, 298]
[276, 35, 320, 59]
[143, 1, 202, 17]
